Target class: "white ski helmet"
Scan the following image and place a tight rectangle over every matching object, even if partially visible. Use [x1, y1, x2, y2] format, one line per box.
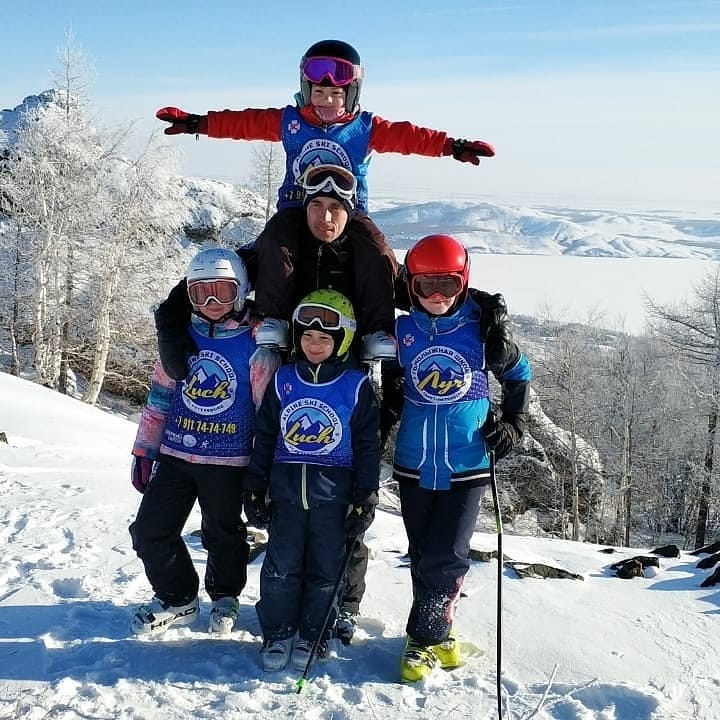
[185, 247, 250, 313]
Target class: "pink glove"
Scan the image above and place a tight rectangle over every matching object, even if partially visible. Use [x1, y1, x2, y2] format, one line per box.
[131, 456, 156, 494]
[444, 138, 496, 165]
[155, 107, 208, 135]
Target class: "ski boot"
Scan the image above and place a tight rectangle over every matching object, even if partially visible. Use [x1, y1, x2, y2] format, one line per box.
[290, 637, 327, 671]
[254, 317, 289, 350]
[334, 608, 359, 646]
[432, 629, 461, 669]
[208, 596, 239, 634]
[130, 595, 199, 635]
[261, 637, 294, 671]
[361, 331, 397, 361]
[400, 636, 439, 682]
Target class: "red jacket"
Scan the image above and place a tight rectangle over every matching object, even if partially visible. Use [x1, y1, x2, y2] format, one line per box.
[207, 105, 449, 157]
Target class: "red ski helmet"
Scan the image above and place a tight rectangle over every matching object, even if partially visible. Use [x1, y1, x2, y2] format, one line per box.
[299, 40, 363, 114]
[405, 234, 470, 309]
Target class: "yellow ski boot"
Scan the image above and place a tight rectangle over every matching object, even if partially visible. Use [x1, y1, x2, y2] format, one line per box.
[400, 637, 439, 682]
[432, 629, 461, 669]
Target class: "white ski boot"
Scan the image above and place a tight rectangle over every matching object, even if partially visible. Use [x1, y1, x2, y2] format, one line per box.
[208, 596, 239, 634]
[290, 637, 327, 671]
[130, 596, 199, 635]
[261, 637, 294, 671]
[361, 331, 397, 361]
[254, 317, 289, 350]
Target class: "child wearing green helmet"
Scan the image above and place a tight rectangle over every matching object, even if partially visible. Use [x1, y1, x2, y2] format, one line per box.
[242, 289, 381, 672]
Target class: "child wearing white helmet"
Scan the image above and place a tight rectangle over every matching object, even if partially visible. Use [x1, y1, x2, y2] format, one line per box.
[128, 247, 281, 638]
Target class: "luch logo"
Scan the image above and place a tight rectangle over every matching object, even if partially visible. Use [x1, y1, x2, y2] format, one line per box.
[280, 398, 341, 455]
[182, 351, 237, 415]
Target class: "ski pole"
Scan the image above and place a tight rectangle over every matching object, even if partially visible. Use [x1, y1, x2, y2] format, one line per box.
[489, 448, 506, 719]
[296, 538, 358, 693]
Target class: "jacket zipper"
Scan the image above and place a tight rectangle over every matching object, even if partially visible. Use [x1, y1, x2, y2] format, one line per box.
[301, 363, 322, 510]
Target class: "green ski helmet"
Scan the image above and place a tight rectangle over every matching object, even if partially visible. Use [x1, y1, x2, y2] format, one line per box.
[291, 289, 357, 360]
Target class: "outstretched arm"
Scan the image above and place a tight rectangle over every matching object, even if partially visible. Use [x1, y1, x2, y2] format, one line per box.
[369, 116, 495, 162]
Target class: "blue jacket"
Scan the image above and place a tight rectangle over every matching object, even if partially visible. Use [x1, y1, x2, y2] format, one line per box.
[277, 106, 374, 211]
[246, 356, 380, 507]
[394, 296, 531, 490]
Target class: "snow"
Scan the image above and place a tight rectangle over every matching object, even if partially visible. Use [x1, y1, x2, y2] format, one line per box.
[1, 370, 717, 719]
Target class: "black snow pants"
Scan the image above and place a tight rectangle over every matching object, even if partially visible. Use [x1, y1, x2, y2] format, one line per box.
[129, 454, 248, 605]
[399, 482, 486, 646]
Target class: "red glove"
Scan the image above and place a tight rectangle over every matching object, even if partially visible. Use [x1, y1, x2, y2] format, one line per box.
[444, 138, 496, 165]
[131, 455, 156, 494]
[156, 107, 208, 135]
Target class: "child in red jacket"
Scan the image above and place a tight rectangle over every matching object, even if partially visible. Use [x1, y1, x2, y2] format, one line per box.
[156, 40, 494, 356]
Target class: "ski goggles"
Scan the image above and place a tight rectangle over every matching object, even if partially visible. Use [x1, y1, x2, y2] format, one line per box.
[301, 164, 357, 203]
[293, 303, 356, 332]
[301, 56, 363, 86]
[411, 273, 465, 299]
[187, 279, 239, 307]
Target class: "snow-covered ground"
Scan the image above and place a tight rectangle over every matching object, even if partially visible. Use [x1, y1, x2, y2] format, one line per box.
[1, 370, 717, 719]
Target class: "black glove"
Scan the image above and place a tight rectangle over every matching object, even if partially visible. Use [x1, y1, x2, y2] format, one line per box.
[156, 107, 209, 135]
[482, 412, 524, 461]
[443, 138, 496, 165]
[471, 290, 514, 369]
[243, 489, 270, 529]
[154, 278, 197, 380]
[345, 489, 379, 538]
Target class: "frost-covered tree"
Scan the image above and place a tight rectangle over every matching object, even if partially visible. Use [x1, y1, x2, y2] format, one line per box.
[0, 36, 186, 402]
[532, 315, 605, 540]
[248, 142, 283, 221]
[647, 268, 720, 548]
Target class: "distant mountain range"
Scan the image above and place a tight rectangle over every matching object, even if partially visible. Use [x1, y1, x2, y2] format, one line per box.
[371, 200, 720, 259]
[3, 92, 719, 260]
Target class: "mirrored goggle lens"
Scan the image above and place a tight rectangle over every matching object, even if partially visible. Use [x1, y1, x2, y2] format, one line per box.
[302, 56, 359, 86]
[188, 279, 239, 306]
[412, 274, 464, 299]
[295, 303, 343, 330]
[302, 166, 357, 201]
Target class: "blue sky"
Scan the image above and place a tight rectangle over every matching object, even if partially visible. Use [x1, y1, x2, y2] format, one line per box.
[3, 0, 720, 209]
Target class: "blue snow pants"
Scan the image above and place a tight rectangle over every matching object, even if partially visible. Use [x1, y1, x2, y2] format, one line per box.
[399, 482, 486, 646]
[256, 501, 348, 644]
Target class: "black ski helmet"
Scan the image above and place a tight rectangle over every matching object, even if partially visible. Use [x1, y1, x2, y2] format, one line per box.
[299, 40, 363, 114]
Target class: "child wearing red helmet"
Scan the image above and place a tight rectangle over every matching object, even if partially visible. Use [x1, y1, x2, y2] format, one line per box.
[393, 234, 531, 682]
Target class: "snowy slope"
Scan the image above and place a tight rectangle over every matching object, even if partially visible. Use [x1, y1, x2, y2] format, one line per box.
[1, 370, 718, 719]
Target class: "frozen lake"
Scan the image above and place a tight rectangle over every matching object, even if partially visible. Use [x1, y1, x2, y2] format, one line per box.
[393, 251, 717, 333]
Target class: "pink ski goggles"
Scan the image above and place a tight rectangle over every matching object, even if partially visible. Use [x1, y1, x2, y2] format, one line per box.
[301, 56, 363, 86]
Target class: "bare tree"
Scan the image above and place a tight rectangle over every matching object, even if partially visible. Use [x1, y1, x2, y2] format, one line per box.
[0, 34, 185, 403]
[532, 314, 604, 539]
[81, 144, 185, 404]
[247, 143, 284, 221]
[647, 268, 720, 548]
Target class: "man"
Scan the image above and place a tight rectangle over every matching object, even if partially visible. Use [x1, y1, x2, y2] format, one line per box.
[154, 165, 400, 644]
